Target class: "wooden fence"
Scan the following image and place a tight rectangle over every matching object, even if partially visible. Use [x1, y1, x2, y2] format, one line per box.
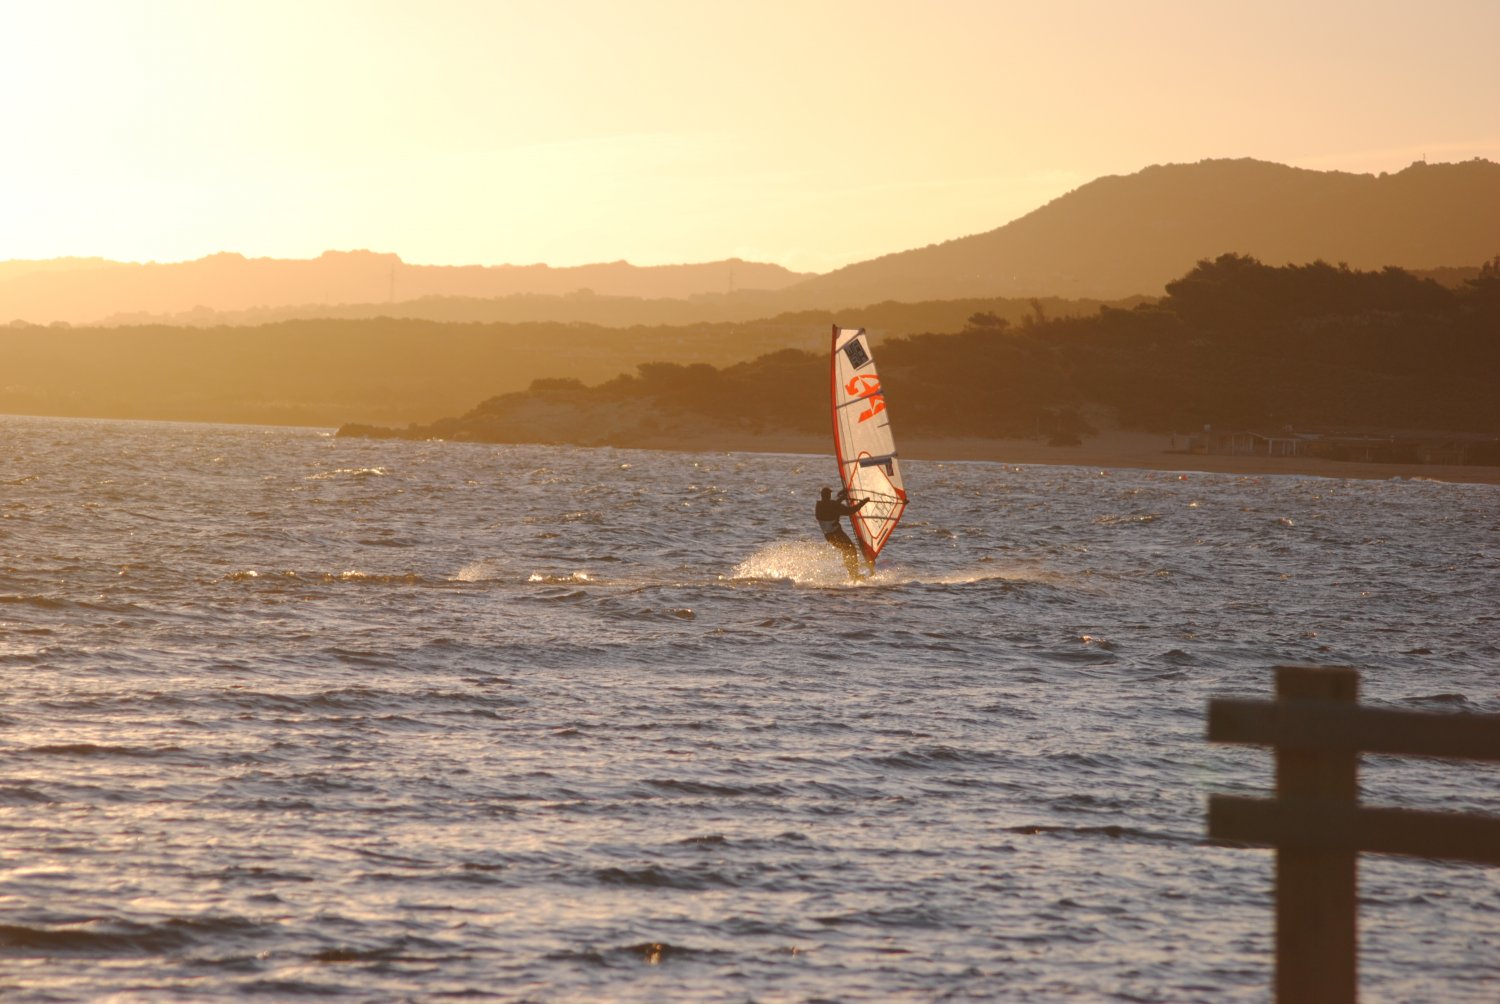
[1206, 665, 1500, 1004]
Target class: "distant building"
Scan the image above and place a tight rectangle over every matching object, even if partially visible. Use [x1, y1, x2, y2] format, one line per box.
[1187, 428, 1499, 466]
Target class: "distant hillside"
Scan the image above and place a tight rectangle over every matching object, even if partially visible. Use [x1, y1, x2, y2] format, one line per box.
[0, 295, 1124, 428]
[5, 159, 1492, 326]
[784, 158, 1500, 303]
[339, 257, 1500, 458]
[88, 289, 797, 329]
[0, 251, 811, 327]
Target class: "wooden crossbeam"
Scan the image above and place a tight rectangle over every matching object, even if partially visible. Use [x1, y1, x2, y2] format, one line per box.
[1209, 794, 1500, 866]
[1209, 698, 1500, 762]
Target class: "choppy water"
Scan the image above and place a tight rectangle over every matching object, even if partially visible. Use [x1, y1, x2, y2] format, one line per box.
[1, 414, 1497, 1002]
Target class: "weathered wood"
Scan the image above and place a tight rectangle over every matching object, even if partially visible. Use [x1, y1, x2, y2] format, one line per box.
[1272, 666, 1358, 1004]
[1209, 795, 1500, 866]
[1208, 698, 1500, 762]
[1207, 665, 1500, 1004]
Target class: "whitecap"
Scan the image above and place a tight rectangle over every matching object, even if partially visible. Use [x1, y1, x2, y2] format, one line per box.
[526, 571, 594, 584]
[730, 541, 855, 586]
[305, 467, 389, 481]
[453, 560, 501, 582]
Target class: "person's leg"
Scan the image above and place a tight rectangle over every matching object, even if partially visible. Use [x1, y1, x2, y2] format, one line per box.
[837, 537, 860, 580]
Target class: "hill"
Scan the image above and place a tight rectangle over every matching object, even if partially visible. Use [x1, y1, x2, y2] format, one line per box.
[339, 256, 1500, 466]
[3, 159, 1494, 328]
[0, 251, 811, 327]
[783, 158, 1500, 303]
[0, 296, 1125, 428]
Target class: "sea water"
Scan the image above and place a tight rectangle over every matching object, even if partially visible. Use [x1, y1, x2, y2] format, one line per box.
[1, 414, 1496, 1002]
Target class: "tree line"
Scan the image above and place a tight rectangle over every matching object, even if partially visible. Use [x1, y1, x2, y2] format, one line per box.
[407, 255, 1498, 446]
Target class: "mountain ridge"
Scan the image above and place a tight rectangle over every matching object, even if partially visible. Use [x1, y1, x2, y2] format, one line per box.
[786, 158, 1500, 302]
[0, 252, 811, 326]
[3, 157, 1496, 325]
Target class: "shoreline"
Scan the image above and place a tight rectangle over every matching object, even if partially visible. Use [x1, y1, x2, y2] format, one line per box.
[12, 410, 1492, 485]
[623, 429, 1500, 485]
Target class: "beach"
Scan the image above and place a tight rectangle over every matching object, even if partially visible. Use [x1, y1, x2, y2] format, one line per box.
[623, 427, 1500, 486]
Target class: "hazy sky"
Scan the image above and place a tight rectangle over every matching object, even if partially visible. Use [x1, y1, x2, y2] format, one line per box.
[3, 0, 1497, 273]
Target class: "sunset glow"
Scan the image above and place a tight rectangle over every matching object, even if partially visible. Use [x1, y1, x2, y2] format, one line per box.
[2, 0, 1497, 272]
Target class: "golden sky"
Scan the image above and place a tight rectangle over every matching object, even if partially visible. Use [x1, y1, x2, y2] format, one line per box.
[3, 0, 1497, 274]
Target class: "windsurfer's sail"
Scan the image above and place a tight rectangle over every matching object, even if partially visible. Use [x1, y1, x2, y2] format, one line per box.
[831, 325, 908, 566]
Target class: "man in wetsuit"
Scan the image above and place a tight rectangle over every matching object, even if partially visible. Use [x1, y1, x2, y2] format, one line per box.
[815, 486, 869, 581]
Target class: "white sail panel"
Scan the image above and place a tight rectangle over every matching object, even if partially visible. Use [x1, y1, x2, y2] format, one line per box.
[830, 325, 908, 564]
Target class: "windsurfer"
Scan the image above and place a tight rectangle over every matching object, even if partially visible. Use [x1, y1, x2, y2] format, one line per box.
[815, 487, 868, 581]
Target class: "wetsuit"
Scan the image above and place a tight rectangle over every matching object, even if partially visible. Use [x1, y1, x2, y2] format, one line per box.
[815, 496, 868, 580]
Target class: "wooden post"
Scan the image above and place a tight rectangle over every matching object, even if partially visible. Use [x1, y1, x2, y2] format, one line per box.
[1209, 665, 1500, 1000]
[1274, 665, 1359, 1004]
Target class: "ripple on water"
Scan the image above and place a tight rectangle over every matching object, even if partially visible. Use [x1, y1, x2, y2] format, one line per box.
[0, 417, 1495, 1002]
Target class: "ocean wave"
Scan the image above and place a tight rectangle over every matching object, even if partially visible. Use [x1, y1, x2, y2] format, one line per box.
[0, 784, 58, 805]
[354, 536, 417, 548]
[0, 915, 264, 957]
[864, 745, 1014, 770]
[328, 570, 426, 585]
[0, 593, 70, 609]
[303, 685, 390, 708]
[221, 569, 429, 586]
[526, 571, 596, 585]
[1093, 512, 1162, 525]
[547, 940, 726, 968]
[1397, 692, 1474, 708]
[590, 865, 735, 891]
[1002, 823, 1195, 845]
[645, 778, 792, 798]
[524, 588, 592, 604]
[453, 559, 502, 582]
[304, 467, 389, 481]
[23, 742, 188, 760]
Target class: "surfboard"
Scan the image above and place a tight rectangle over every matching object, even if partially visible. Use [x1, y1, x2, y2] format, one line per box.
[831, 325, 909, 568]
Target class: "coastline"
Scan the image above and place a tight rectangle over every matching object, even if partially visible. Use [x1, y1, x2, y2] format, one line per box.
[621, 428, 1500, 486]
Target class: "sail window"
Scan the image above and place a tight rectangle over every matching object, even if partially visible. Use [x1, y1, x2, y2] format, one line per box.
[842, 338, 870, 369]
